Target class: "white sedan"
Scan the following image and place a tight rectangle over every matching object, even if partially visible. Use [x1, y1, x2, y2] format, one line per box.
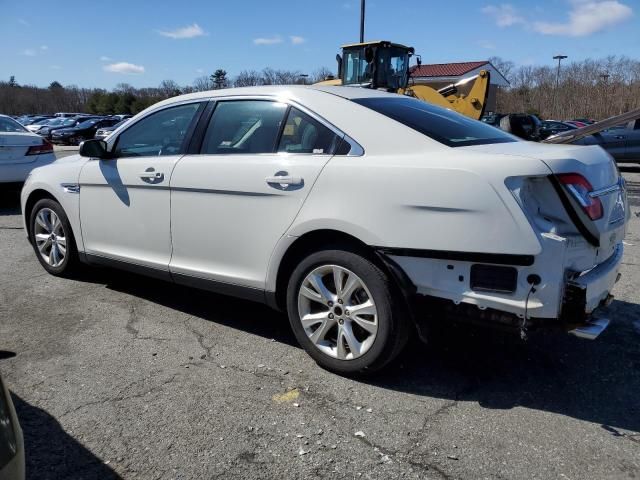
[0, 115, 55, 184]
[20, 86, 629, 374]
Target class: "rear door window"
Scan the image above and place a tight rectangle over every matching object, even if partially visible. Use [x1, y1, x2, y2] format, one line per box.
[201, 100, 288, 155]
[277, 108, 339, 154]
[353, 96, 518, 147]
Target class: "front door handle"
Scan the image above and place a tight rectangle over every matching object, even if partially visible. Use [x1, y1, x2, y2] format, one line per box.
[266, 175, 303, 186]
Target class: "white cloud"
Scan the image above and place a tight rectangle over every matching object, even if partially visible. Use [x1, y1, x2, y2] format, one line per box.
[99, 56, 112, 62]
[103, 62, 145, 74]
[18, 19, 29, 26]
[290, 35, 306, 45]
[253, 35, 283, 45]
[482, 4, 525, 26]
[158, 23, 206, 39]
[196, 68, 204, 73]
[50, 65, 62, 70]
[40, 45, 48, 51]
[22, 49, 36, 56]
[533, 0, 633, 36]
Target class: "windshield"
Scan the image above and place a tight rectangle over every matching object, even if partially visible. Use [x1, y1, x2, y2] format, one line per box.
[353, 97, 518, 147]
[0, 117, 28, 133]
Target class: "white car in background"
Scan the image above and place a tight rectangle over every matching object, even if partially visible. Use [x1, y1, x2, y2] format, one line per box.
[0, 115, 55, 184]
[20, 86, 629, 374]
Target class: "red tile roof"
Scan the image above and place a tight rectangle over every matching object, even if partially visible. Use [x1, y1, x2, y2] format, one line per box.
[410, 61, 489, 78]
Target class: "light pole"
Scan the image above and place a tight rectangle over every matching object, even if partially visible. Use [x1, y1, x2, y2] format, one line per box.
[552, 54, 567, 118]
[360, 0, 365, 43]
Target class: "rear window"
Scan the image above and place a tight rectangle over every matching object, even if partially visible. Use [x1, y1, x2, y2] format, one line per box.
[0, 117, 27, 133]
[352, 97, 518, 147]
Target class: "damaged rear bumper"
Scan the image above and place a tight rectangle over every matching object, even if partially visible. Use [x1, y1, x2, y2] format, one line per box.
[377, 241, 623, 338]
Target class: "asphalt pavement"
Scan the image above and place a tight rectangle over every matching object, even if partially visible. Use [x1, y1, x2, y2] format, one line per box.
[0, 164, 639, 480]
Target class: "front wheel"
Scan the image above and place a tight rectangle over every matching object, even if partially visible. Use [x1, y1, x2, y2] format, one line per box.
[29, 198, 79, 276]
[286, 248, 409, 375]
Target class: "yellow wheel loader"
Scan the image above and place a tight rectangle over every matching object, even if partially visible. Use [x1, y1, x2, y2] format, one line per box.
[316, 41, 491, 120]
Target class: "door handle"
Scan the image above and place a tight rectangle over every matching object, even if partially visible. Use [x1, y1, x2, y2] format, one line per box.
[139, 172, 164, 180]
[265, 175, 303, 186]
[615, 135, 626, 140]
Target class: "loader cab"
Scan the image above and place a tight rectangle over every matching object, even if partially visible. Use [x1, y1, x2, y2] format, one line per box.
[338, 41, 415, 91]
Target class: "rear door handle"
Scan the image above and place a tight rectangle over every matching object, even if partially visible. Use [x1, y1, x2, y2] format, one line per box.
[265, 175, 303, 186]
[139, 172, 164, 180]
[138, 168, 164, 183]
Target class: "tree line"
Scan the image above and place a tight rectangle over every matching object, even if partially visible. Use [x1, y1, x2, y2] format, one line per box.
[0, 67, 333, 116]
[490, 55, 640, 120]
[3, 56, 640, 120]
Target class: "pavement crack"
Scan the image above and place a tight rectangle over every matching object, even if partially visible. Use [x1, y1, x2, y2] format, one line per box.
[126, 304, 140, 338]
[59, 373, 179, 419]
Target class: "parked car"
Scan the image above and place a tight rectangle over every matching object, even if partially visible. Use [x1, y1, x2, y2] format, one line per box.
[16, 115, 53, 126]
[38, 116, 102, 141]
[20, 86, 628, 374]
[54, 112, 86, 118]
[94, 119, 129, 140]
[0, 374, 24, 480]
[499, 113, 542, 140]
[538, 120, 577, 140]
[480, 113, 505, 127]
[50, 117, 121, 145]
[25, 117, 69, 133]
[573, 119, 640, 163]
[565, 120, 588, 128]
[0, 114, 55, 184]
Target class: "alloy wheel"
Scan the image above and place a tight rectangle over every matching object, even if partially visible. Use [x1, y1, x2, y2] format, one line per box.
[297, 265, 378, 360]
[34, 208, 67, 267]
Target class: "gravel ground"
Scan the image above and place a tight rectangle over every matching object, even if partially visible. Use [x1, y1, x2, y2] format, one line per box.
[0, 166, 639, 480]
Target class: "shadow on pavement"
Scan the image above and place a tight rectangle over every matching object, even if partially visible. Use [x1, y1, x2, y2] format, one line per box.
[78, 268, 298, 348]
[0, 187, 21, 216]
[366, 298, 640, 436]
[11, 394, 121, 479]
[74, 267, 640, 436]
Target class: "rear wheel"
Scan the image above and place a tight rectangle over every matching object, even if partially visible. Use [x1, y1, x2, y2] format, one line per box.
[29, 199, 79, 276]
[287, 248, 409, 375]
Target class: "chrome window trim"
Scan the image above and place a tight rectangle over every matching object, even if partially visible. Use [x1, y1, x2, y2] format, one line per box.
[201, 94, 365, 157]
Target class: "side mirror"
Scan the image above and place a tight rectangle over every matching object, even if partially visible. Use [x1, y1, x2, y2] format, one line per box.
[79, 139, 111, 159]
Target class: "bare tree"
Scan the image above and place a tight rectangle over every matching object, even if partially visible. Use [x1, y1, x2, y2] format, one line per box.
[193, 75, 213, 91]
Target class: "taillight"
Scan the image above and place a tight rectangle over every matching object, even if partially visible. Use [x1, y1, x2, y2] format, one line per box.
[557, 173, 603, 220]
[26, 141, 53, 156]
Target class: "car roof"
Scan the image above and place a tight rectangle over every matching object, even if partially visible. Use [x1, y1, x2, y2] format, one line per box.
[151, 85, 400, 110]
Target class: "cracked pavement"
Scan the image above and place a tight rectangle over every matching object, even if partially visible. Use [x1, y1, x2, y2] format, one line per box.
[1, 167, 639, 479]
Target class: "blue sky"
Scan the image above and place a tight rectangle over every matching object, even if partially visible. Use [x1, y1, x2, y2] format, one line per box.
[1, 0, 638, 89]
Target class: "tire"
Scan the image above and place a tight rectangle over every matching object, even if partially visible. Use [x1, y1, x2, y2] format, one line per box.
[286, 247, 409, 375]
[29, 198, 79, 276]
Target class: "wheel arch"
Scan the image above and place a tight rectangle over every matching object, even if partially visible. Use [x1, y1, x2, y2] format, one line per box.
[270, 229, 414, 313]
[24, 189, 60, 241]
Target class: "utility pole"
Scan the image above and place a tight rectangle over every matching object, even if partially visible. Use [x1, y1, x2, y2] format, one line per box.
[552, 54, 567, 118]
[360, 0, 365, 43]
